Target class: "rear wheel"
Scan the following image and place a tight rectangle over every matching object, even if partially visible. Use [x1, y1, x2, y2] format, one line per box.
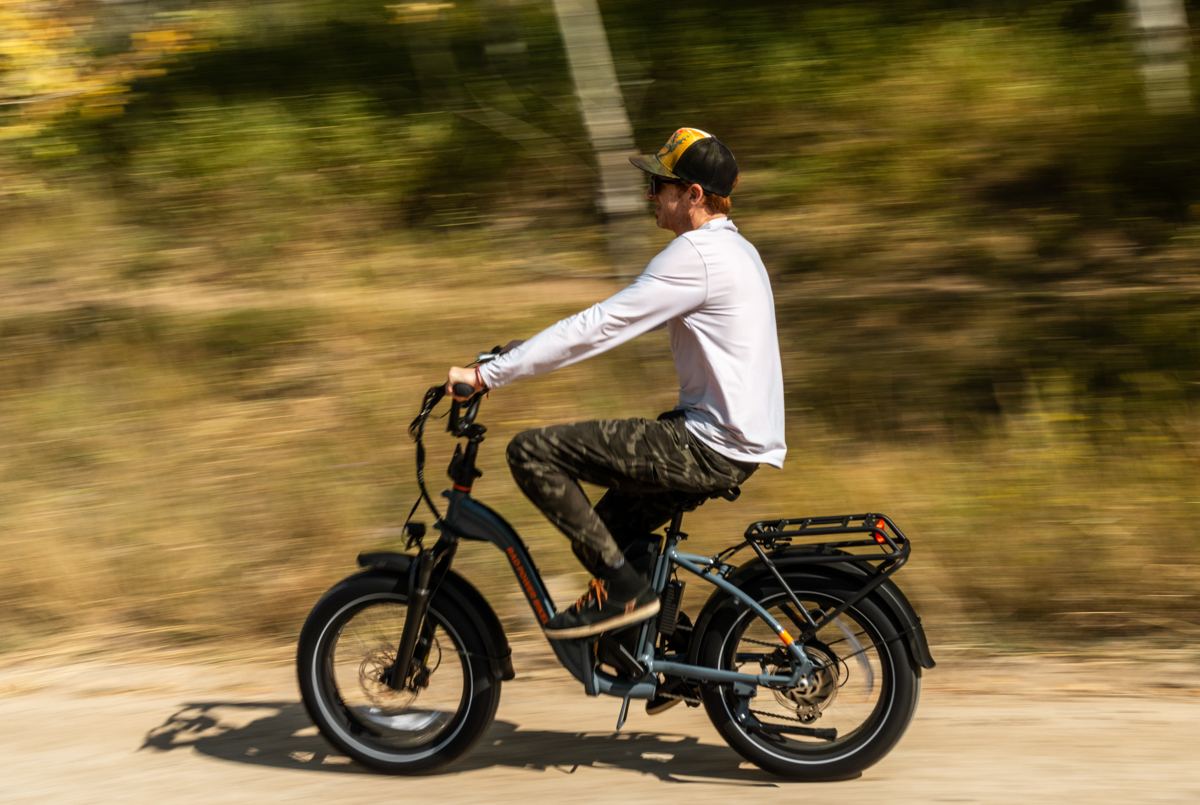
[698, 574, 919, 780]
[297, 571, 501, 773]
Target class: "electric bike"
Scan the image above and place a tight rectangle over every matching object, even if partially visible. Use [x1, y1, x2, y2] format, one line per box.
[296, 351, 935, 780]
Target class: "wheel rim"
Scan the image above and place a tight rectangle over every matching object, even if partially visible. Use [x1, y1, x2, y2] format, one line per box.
[313, 593, 473, 760]
[719, 591, 894, 759]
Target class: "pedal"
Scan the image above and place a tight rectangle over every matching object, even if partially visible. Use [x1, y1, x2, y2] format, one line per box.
[656, 580, 685, 637]
[596, 633, 645, 677]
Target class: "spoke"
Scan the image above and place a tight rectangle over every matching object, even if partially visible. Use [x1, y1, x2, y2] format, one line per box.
[821, 629, 869, 649]
[348, 619, 373, 657]
[726, 595, 888, 748]
[354, 606, 387, 652]
[835, 638, 887, 664]
[330, 600, 467, 750]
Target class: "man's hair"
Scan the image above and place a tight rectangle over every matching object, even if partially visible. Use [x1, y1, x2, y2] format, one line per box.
[702, 175, 739, 215]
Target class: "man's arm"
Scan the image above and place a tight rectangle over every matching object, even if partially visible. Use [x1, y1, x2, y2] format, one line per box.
[445, 239, 706, 399]
[471, 239, 707, 392]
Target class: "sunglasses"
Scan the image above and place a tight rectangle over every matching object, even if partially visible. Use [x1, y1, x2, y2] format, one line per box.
[649, 175, 688, 195]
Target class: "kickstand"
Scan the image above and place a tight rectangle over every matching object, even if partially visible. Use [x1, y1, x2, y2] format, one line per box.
[615, 693, 633, 731]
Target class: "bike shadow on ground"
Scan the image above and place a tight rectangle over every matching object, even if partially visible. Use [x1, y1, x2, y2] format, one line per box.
[140, 700, 842, 785]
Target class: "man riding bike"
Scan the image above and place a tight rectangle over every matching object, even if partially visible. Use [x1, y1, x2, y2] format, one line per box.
[446, 127, 786, 641]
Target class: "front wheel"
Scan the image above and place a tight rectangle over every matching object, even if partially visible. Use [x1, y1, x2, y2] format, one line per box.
[698, 574, 920, 781]
[297, 571, 501, 774]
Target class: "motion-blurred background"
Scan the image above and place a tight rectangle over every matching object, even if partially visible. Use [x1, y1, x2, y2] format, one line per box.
[2, 0, 1198, 659]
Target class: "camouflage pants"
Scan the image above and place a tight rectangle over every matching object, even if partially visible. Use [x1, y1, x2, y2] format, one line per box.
[505, 412, 757, 575]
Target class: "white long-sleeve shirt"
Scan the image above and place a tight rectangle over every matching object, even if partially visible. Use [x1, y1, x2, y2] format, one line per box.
[478, 217, 787, 468]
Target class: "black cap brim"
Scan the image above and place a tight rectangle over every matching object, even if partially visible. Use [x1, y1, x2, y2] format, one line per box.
[628, 154, 680, 179]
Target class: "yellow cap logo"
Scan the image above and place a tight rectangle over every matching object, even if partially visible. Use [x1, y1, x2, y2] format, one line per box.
[657, 128, 713, 172]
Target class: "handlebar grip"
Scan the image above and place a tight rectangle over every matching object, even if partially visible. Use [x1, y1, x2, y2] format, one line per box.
[452, 383, 476, 399]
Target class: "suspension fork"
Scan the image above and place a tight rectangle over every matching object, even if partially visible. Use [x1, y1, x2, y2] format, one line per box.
[385, 535, 458, 690]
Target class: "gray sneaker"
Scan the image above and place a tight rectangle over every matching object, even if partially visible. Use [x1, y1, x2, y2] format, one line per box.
[543, 578, 659, 640]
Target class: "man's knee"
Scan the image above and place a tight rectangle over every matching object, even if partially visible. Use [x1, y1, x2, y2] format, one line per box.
[507, 431, 554, 490]
[506, 430, 536, 470]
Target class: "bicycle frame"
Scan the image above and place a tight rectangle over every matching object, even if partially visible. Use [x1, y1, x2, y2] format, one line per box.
[393, 382, 923, 727]
[439, 488, 817, 700]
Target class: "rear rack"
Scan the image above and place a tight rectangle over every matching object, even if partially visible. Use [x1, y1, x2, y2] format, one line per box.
[733, 513, 911, 642]
[744, 512, 909, 560]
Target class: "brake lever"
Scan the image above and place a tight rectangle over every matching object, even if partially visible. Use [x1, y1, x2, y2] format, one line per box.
[468, 345, 503, 367]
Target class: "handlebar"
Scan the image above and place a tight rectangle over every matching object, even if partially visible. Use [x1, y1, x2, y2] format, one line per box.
[406, 351, 498, 525]
[449, 347, 502, 402]
[448, 347, 500, 435]
[447, 345, 503, 426]
[444, 388, 480, 436]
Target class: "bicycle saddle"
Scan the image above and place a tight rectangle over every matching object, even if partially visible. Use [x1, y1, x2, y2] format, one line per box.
[675, 486, 740, 513]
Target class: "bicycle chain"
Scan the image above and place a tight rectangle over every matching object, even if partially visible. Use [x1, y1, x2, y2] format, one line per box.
[734, 636, 818, 724]
[660, 692, 702, 705]
[750, 707, 810, 724]
[657, 693, 807, 724]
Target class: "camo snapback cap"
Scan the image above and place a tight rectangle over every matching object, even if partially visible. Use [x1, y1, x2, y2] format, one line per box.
[629, 127, 738, 197]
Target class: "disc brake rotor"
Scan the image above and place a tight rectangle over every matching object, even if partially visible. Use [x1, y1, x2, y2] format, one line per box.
[358, 632, 444, 712]
[358, 645, 419, 711]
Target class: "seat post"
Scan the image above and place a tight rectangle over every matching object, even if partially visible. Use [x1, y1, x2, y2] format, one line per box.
[665, 506, 687, 541]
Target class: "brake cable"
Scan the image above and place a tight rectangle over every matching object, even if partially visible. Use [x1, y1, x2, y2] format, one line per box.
[402, 384, 447, 547]
[401, 351, 500, 549]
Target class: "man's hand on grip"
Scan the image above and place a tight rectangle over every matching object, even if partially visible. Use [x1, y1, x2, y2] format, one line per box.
[446, 366, 484, 400]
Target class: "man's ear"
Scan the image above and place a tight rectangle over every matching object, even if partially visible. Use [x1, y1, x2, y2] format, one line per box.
[689, 184, 704, 206]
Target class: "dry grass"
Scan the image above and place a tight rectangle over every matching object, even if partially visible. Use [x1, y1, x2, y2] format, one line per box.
[1, 219, 1198, 660]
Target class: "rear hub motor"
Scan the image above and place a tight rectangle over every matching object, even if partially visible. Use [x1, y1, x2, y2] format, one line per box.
[769, 644, 839, 724]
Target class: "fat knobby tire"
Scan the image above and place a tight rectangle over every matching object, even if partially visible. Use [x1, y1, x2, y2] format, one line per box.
[698, 573, 920, 781]
[296, 570, 502, 774]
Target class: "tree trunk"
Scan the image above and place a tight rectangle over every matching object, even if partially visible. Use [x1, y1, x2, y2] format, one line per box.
[551, 0, 646, 279]
[1127, 0, 1194, 114]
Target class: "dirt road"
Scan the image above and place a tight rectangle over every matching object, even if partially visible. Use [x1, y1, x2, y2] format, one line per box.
[2, 646, 1198, 804]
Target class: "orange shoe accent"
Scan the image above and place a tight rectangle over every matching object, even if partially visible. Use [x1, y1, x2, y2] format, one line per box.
[572, 578, 608, 612]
